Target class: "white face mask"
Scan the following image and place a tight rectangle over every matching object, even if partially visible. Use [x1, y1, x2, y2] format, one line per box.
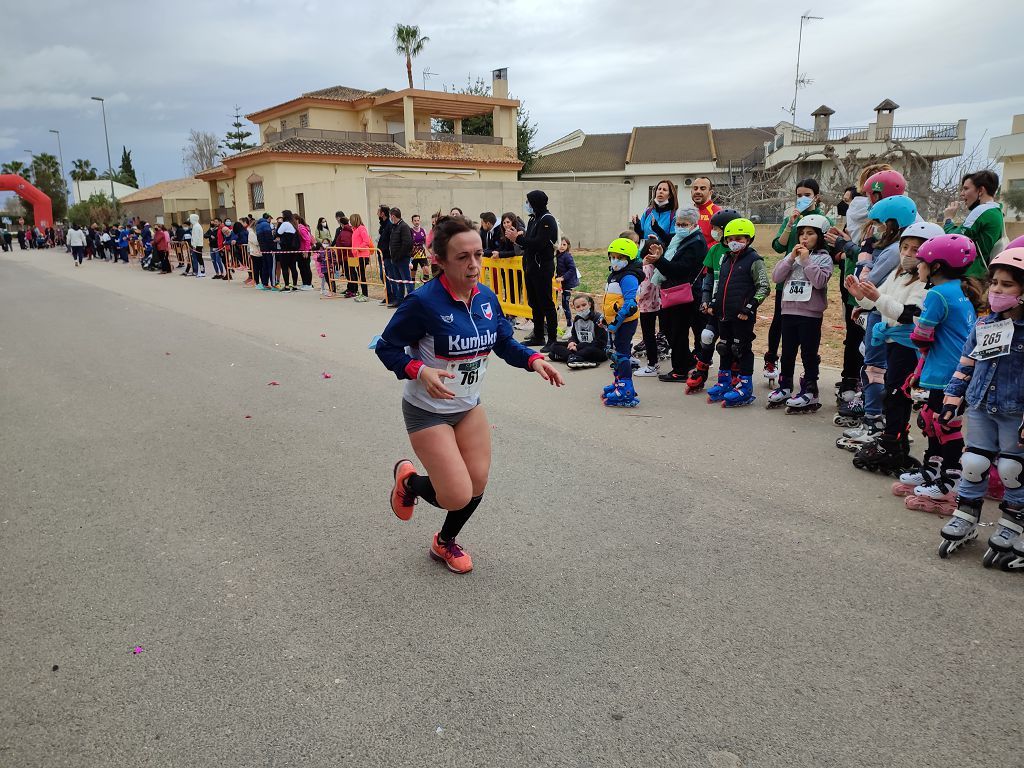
[524, 202, 534, 216]
[609, 258, 628, 272]
[711, 227, 723, 242]
[575, 308, 590, 318]
[676, 225, 690, 237]
[728, 241, 746, 253]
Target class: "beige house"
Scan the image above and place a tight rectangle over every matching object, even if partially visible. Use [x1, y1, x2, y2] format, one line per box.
[990, 114, 1024, 235]
[119, 178, 210, 225]
[524, 125, 773, 214]
[196, 73, 522, 224]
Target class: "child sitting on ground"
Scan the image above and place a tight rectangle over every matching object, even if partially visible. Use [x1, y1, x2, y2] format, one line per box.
[547, 295, 608, 369]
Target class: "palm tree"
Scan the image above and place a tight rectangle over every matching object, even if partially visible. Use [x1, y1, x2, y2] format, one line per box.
[70, 158, 98, 181]
[1, 160, 30, 181]
[393, 24, 429, 89]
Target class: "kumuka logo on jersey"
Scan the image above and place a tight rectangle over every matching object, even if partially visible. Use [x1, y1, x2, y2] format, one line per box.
[481, 302, 493, 320]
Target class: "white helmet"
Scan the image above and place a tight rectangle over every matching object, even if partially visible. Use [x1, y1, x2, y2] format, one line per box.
[900, 221, 944, 242]
[796, 214, 830, 232]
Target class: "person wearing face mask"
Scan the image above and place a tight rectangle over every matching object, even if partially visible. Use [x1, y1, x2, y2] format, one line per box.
[844, 221, 942, 483]
[765, 179, 829, 386]
[835, 195, 919, 454]
[546, 294, 608, 369]
[601, 238, 645, 407]
[936, 247, 1024, 568]
[507, 190, 559, 351]
[943, 170, 1007, 279]
[706, 219, 770, 407]
[690, 209, 742, 393]
[643, 207, 708, 383]
[631, 180, 678, 245]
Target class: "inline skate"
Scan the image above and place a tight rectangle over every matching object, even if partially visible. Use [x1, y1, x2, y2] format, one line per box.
[762, 358, 778, 388]
[852, 433, 919, 476]
[892, 456, 943, 497]
[983, 502, 1024, 569]
[685, 361, 710, 394]
[836, 415, 883, 452]
[765, 377, 792, 410]
[905, 468, 960, 515]
[938, 497, 982, 559]
[602, 379, 640, 408]
[706, 370, 733, 404]
[833, 380, 864, 427]
[785, 379, 822, 415]
[722, 375, 756, 408]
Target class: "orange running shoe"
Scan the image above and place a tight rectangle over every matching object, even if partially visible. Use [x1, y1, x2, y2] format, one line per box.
[430, 533, 473, 574]
[390, 459, 417, 521]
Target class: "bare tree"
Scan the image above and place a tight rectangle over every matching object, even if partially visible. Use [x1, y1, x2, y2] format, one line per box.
[927, 137, 998, 221]
[182, 130, 221, 176]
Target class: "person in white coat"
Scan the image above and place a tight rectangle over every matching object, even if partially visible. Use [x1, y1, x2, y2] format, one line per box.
[67, 223, 87, 266]
[189, 213, 206, 277]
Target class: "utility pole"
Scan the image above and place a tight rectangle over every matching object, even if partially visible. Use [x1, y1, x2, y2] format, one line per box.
[49, 129, 68, 209]
[789, 12, 823, 126]
[91, 96, 116, 202]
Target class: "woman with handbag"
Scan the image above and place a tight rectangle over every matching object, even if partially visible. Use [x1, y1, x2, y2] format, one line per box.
[644, 207, 708, 383]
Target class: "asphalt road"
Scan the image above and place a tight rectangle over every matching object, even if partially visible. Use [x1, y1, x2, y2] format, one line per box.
[1, 250, 1021, 768]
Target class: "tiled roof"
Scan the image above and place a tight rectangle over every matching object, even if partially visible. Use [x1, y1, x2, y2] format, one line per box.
[229, 137, 409, 160]
[302, 85, 394, 101]
[711, 127, 776, 163]
[529, 133, 631, 174]
[628, 124, 714, 164]
[119, 177, 207, 202]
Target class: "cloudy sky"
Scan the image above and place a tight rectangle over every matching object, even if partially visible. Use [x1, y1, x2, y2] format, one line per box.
[2, 0, 1022, 200]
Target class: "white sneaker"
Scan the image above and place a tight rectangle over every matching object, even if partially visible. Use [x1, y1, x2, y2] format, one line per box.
[635, 365, 660, 377]
[299, 285, 313, 291]
[197, 271, 206, 278]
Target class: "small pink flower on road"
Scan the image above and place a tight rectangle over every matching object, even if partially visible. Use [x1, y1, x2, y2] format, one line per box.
[321, 372, 333, 379]
[267, 381, 280, 386]
[320, 333, 327, 338]
[132, 646, 144, 655]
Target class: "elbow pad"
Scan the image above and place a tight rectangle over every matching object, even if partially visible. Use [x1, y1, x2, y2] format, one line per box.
[910, 322, 935, 349]
[897, 304, 922, 324]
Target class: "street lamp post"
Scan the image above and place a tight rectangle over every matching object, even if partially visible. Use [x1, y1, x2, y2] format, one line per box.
[48, 129, 68, 210]
[91, 96, 116, 203]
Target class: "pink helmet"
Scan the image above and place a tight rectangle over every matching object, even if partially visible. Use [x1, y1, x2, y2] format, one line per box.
[916, 234, 977, 269]
[1007, 235, 1024, 250]
[863, 170, 907, 200]
[989, 247, 1024, 272]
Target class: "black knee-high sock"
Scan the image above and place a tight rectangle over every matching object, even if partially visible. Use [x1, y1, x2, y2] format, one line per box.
[440, 495, 483, 542]
[408, 473, 440, 507]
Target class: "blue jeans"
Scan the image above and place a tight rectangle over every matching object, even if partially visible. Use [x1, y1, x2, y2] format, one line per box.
[613, 319, 638, 380]
[379, 255, 393, 302]
[191, 247, 204, 273]
[862, 310, 887, 417]
[392, 258, 412, 302]
[211, 248, 225, 275]
[959, 407, 1024, 505]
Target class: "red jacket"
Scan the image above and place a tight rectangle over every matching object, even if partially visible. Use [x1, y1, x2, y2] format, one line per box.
[153, 229, 170, 251]
[697, 200, 722, 247]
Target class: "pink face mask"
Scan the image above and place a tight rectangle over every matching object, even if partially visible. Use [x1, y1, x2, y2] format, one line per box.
[988, 289, 1022, 313]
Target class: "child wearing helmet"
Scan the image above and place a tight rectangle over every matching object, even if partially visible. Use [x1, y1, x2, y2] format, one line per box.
[706, 218, 770, 407]
[765, 179, 831, 385]
[767, 214, 835, 414]
[839, 195, 920, 454]
[893, 234, 982, 510]
[935, 247, 1024, 568]
[690, 209, 741, 393]
[845, 222, 942, 485]
[601, 238, 644, 407]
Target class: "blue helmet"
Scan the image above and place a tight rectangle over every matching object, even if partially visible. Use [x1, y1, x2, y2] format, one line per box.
[868, 195, 917, 228]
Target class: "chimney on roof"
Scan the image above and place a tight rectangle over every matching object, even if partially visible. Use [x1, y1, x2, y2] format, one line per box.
[874, 99, 899, 138]
[811, 105, 835, 137]
[492, 68, 508, 100]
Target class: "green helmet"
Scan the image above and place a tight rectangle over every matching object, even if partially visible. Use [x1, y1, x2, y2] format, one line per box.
[607, 237, 639, 259]
[723, 218, 756, 240]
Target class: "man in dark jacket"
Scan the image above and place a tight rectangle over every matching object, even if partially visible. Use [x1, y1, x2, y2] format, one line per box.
[332, 210, 347, 246]
[509, 190, 559, 349]
[255, 213, 276, 288]
[388, 207, 413, 307]
[377, 204, 394, 305]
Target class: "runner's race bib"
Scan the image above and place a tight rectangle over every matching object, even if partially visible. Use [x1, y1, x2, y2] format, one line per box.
[784, 278, 812, 302]
[446, 356, 488, 397]
[970, 319, 1014, 361]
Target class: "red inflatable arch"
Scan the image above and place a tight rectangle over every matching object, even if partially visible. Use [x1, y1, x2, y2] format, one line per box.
[0, 174, 54, 229]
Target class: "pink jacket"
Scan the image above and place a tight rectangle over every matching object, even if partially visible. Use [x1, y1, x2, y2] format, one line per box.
[637, 263, 662, 313]
[351, 225, 373, 259]
[298, 224, 313, 252]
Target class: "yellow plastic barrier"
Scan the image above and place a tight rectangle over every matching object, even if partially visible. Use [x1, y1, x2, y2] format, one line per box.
[480, 256, 564, 319]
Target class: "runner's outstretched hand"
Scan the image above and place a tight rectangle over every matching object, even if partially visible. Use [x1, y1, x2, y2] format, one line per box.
[531, 358, 565, 387]
[420, 367, 457, 399]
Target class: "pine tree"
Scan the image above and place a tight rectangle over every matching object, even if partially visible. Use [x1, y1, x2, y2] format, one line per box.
[224, 106, 257, 153]
[118, 146, 138, 188]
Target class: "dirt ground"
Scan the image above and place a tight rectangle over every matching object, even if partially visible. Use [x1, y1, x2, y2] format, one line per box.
[571, 248, 847, 368]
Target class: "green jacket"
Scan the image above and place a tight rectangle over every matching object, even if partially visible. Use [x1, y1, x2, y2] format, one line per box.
[944, 202, 1005, 278]
[700, 242, 729, 304]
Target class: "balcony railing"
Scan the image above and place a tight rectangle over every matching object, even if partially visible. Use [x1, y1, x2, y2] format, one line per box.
[789, 123, 959, 145]
[264, 127, 504, 148]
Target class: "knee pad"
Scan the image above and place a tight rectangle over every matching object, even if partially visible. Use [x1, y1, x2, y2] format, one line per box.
[997, 455, 1024, 490]
[730, 340, 742, 359]
[960, 448, 996, 484]
[716, 339, 729, 358]
[866, 365, 886, 385]
[701, 328, 715, 348]
[937, 417, 963, 445]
